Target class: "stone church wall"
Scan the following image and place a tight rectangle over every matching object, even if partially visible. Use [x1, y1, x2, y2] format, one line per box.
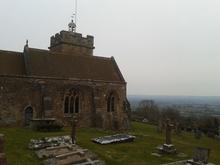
[0, 76, 129, 130]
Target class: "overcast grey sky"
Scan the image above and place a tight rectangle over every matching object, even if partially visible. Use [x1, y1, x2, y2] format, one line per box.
[0, 0, 220, 96]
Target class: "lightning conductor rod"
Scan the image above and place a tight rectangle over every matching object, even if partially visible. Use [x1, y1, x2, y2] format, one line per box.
[75, 0, 78, 32]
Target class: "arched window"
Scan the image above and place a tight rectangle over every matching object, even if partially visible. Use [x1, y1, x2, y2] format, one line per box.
[107, 93, 115, 112]
[24, 106, 33, 126]
[64, 96, 69, 114]
[64, 91, 80, 115]
[75, 95, 79, 113]
[111, 96, 115, 112]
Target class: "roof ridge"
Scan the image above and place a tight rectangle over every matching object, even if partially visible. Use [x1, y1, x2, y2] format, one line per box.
[0, 49, 22, 54]
[28, 47, 50, 53]
[28, 47, 111, 61]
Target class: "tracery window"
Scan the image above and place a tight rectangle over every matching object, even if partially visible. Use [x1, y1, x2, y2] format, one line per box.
[107, 93, 115, 112]
[64, 91, 80, 114]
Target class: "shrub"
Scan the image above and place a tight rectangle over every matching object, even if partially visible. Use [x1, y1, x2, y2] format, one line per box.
[31, 120, 63, 131]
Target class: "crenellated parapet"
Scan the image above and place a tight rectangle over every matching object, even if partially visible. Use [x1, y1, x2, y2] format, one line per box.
[49, 31, 94, 55]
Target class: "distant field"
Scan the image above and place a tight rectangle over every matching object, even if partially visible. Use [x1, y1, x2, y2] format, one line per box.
[128, 95, 220, 117]
[0, 122, 220, 165]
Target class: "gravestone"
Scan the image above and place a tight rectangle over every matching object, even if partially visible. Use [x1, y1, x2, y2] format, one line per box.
[162, 148, 214, 165]
[0, 134, 4, 153]
[71, 115, 78, 144]
[187, 147, 211, 165]
[29, 136, 72, 150]
[92, 134, 135, 145]
[156, 119, 176, 154]
[29, 136, 105, 165]
[194, 129, 202, 139]
[0, 134, 7, 165]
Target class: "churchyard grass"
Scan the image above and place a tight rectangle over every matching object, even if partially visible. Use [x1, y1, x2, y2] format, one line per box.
[0, 122, 220, 165]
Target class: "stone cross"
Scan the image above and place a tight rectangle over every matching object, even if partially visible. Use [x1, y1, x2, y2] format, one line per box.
[71, 115, 78, 144]
[165, 119, 174, 145]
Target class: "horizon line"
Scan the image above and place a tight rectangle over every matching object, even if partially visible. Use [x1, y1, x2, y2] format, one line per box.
[128, 94, 220, 97]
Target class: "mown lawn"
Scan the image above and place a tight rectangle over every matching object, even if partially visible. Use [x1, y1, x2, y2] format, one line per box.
[0, 122, 220, 165]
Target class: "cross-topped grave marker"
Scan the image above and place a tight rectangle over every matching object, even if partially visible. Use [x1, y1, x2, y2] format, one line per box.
[71, 115, 78, 144]
[165, 119, 174, 145]
[156, 119, 176, 154]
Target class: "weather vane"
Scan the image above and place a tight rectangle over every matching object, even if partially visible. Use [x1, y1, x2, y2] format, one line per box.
[68, 0, 78, 32]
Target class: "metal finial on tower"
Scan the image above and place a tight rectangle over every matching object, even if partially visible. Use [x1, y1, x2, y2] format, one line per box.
[68, 0, 78, 32]
[68, 17, 76, 32]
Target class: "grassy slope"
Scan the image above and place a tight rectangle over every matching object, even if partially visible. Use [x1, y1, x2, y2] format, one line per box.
[0, 122, 220, 165]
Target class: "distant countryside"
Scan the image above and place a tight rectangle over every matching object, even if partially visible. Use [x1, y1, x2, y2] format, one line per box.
[129, 95, 220, 138]
[129, 95, 220, 117]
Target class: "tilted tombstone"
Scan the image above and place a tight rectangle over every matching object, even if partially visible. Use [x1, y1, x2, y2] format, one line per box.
[193, 147, 210, 164]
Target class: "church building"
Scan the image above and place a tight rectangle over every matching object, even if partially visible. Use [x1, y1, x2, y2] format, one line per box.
[0, 20, 130, 130]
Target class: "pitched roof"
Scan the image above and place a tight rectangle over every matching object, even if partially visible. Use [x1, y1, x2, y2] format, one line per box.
[0, 50, 25, 75]
[0, 48, 125, 83]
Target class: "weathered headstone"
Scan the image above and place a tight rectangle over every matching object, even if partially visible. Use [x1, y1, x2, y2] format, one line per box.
[0, 134, 4, 153]
[71, 115, 78, 144]
[186, 147, 212, 165]
[0, 134, 7, 165]
[193, 147, 210, 164]
[162, 148, 214, 165]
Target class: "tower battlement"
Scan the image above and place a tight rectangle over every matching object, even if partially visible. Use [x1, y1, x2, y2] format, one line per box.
[49, 31, 94, 56]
